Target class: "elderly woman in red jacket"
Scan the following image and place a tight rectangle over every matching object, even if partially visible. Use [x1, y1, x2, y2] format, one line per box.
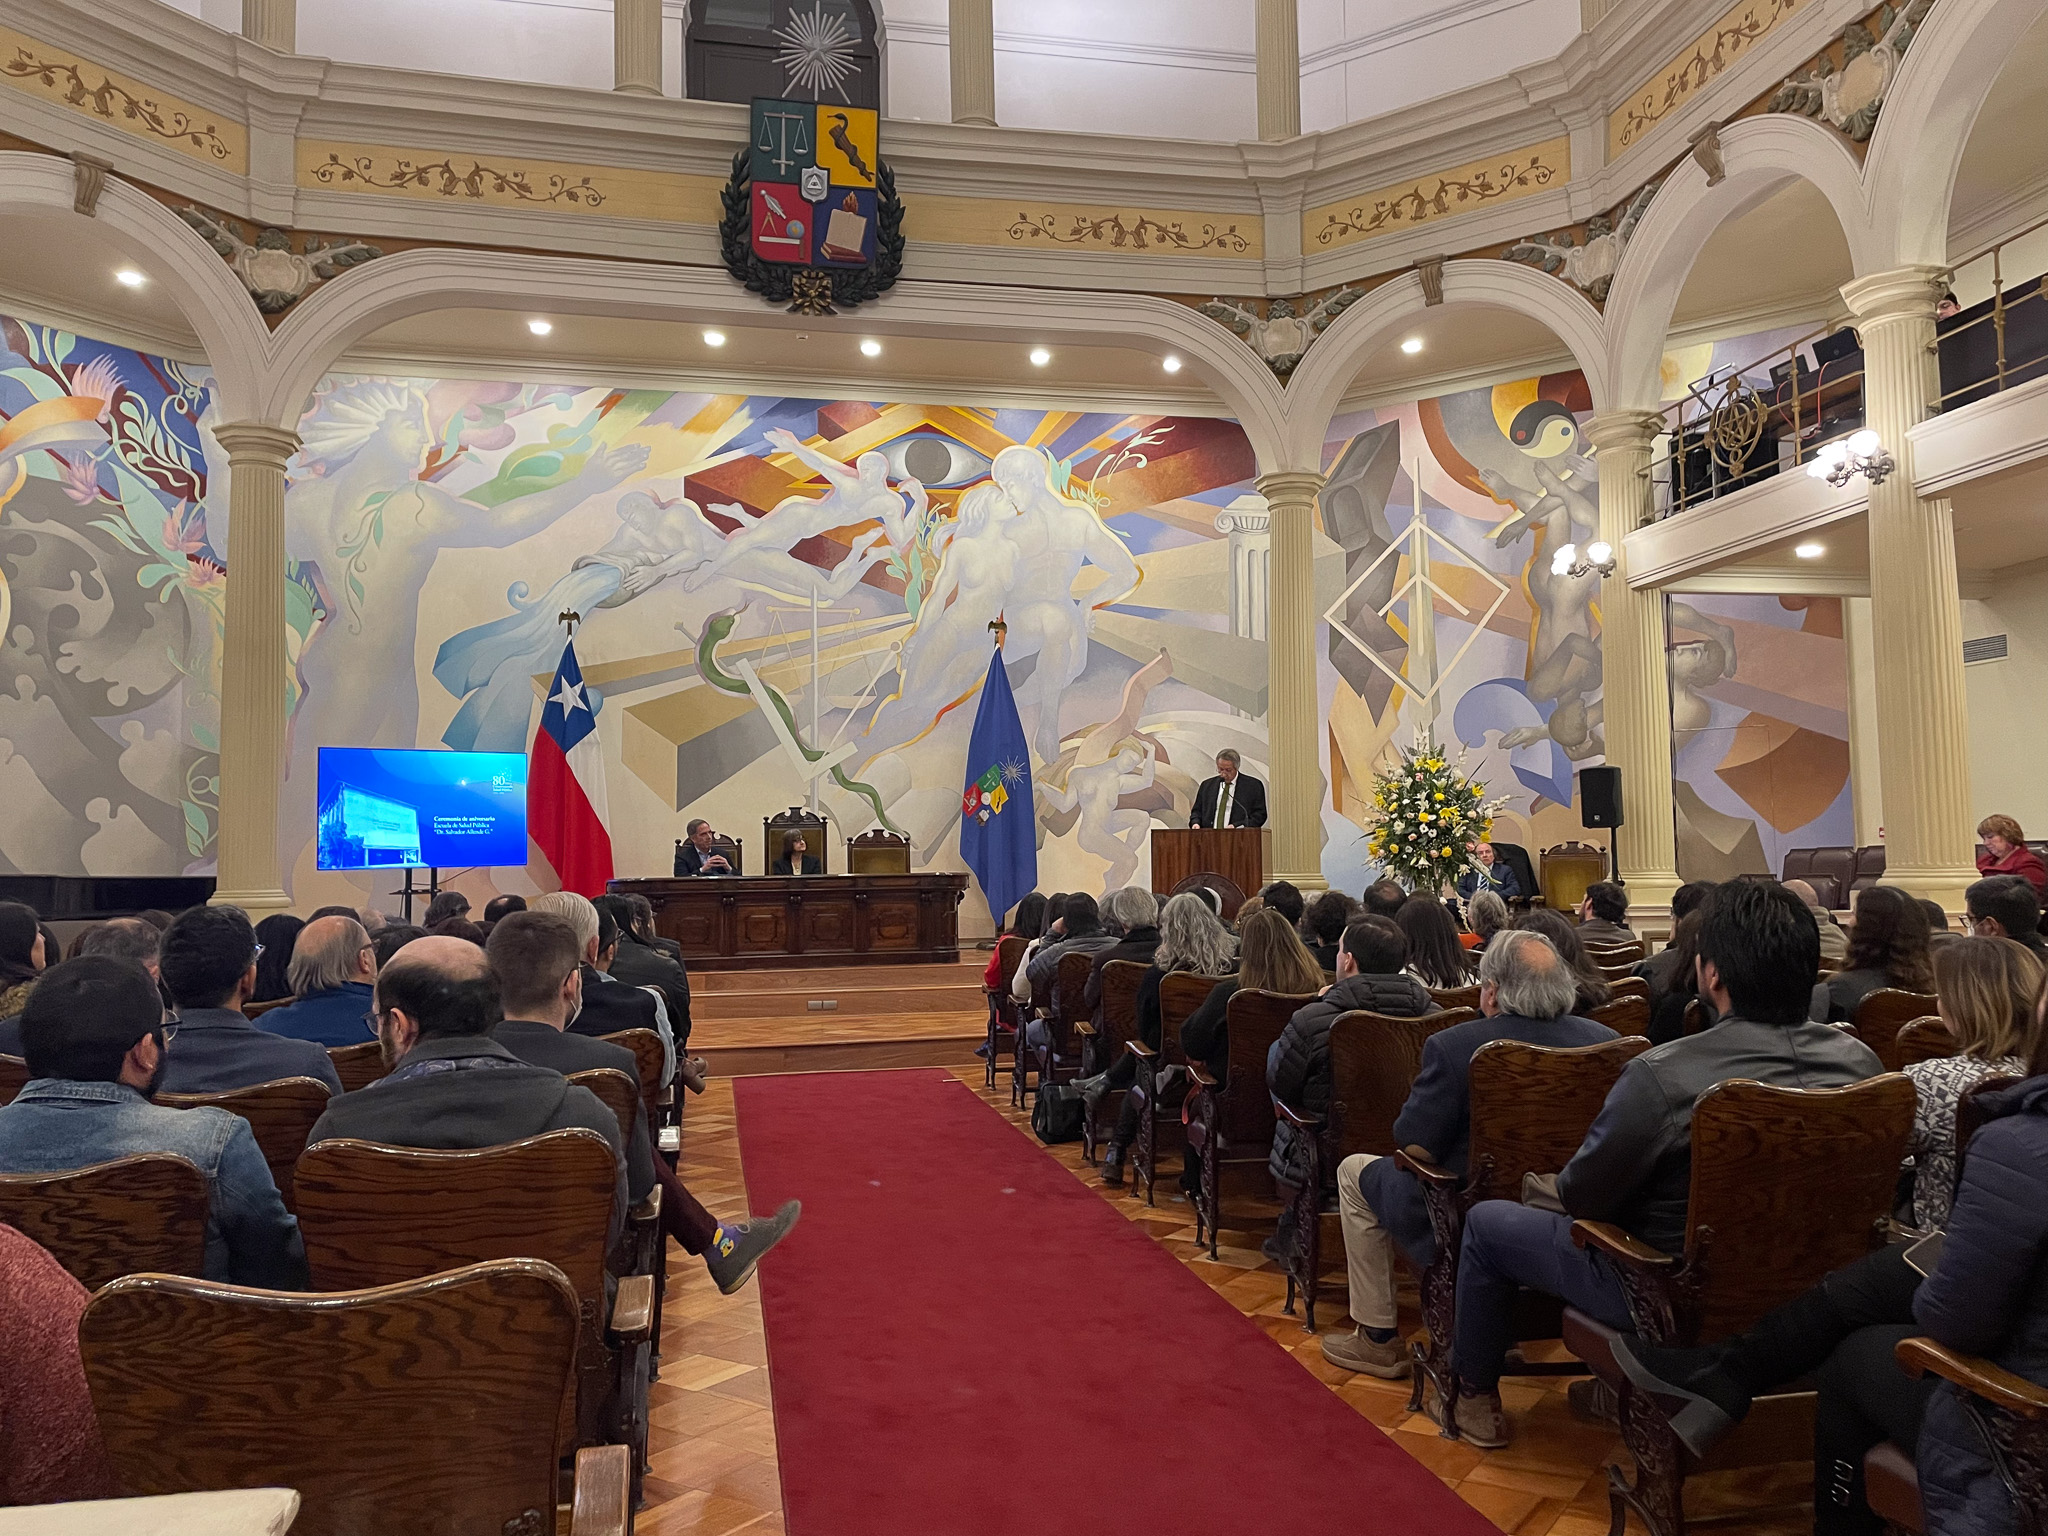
[1977, 814, 2048, 898]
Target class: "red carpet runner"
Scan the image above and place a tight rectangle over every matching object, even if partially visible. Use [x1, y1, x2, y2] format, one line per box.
[737, 1069, 1499, 1534]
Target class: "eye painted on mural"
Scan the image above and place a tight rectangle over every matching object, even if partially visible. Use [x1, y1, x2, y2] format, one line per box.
[878, 434, 992, 487]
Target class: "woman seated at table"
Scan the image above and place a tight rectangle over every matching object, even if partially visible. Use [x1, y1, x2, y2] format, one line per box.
[772, 830, 824, 876]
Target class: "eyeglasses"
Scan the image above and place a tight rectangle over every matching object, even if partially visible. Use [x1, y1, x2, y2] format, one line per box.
[252, 943, 266, 962]
[159, 1014, 180, 1045]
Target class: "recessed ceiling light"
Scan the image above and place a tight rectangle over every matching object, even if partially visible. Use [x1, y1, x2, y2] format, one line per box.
[1794, 541, 1825, 559]
[703, 329, 726, 347]
[1162, 355, 1182, 374]
[1028, 347, 1051, 367]
[527, 319, 553, 336]
[1400, 336, 1424, 355]
[115, 268, 145, 288]
[860, 339, 882, 357]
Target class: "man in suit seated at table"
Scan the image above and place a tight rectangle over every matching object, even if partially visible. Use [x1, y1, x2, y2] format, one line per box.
[772, 830, 824, 876]
[156, 905, 342, 1096]
[1189, 748, 1267, 830]
[676, 818, 734, 876]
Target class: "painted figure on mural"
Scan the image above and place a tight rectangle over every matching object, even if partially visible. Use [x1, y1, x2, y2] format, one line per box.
[757, 428, 930, 558]
[1037, 738, 1159, 890]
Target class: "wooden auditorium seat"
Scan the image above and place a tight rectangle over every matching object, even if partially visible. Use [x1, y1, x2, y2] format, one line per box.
[1025, 950, 1095, 1101]
[1127, 972, 1225, 1206]
[1427, 983, 1481, 1012]
[78, 1258, 631, 1536]
[1014, 963, 1053, 1108]
[1894, 1016, 1957, 1068]
[982, 933, 1025, 1090]
[1850, 989, 1940, 1073]
[600, 1027, 669, 1136]
[326, 1040, 388, 1093]
[568, 1065, 669, 1369]
[1561, 1075, 1916, 1536]
[1077, 957, 1147, 1167]
[156, 1076, 330, 1212]
[1186, 987, 1316, 1259]
[0, 1153, 210, 1289]
[1585, 993, 1651, 1035]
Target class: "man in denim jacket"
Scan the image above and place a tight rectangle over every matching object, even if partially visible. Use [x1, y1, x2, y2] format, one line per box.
[0, 955, 306, 1289]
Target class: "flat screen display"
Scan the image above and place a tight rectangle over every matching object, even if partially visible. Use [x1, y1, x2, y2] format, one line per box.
[316, 748, 528, 871]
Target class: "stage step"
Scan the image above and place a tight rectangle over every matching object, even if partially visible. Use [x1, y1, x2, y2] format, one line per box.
[692, 958, 988, 992]
[694, 978, 987, 1020]
[694, 1010, 986, 1077]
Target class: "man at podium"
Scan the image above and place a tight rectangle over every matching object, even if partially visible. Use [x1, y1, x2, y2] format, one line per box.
[1189, 749, 1267, 829]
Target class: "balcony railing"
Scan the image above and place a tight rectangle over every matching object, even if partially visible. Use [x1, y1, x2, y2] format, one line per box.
[1937, 210, 2048, 410]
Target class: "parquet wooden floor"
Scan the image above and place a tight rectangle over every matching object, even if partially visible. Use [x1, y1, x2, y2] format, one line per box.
[638, 1066, 1813, 1536]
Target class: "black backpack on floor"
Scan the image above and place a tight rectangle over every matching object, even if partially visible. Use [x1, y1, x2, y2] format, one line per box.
[1031, 1082, 1085, 1144]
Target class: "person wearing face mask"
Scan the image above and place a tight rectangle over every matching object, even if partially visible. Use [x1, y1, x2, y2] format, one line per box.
[0, 955, 307, 1288]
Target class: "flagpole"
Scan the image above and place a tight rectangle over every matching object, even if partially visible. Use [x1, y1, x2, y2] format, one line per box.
[988, 617, 1006, 650]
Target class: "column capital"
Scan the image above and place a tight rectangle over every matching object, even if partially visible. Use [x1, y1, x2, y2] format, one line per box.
[1840, 264, 1949, 329]
[1583, 409, 1665, 454]
[212, 421, 301, 467]
[1254, 469, 1325, 508]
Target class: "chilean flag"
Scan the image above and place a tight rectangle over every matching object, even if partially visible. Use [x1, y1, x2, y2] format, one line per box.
[530, 640, 614, 896]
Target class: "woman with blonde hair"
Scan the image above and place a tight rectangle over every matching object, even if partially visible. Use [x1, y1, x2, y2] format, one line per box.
[1906, 935, 2045, 1229]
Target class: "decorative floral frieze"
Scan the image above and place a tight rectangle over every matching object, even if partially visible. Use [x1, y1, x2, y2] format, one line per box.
[295, 140, 725, 224]
[308, 152, 607, 208]
[1769, 0, 1932, 143]
[0, 27, 246, 171]
[1502, 180, 1661, 304]
[1306, 139, 1570, 253]
[1008, 210, 1252, 255]
[1607, 0, 1805, 156]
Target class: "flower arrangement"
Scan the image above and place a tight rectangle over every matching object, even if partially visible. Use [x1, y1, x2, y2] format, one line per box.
[1364, 728, 1511, 895]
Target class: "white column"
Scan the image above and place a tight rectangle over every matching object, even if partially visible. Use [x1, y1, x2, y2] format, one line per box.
[1841, 265, 1979, 911]
[1843, 595, 1886, 849]
[614, 0, 663, 97]
[1256, 471, 1327, 890]
[949, 0, 997, 126]
[1256, 0, 1301, 142]
[241, 0, 295, 51]
[1218, 494, 1272, 721]
[211, 424, 299, 916]
[1586, 411, 1683, 909]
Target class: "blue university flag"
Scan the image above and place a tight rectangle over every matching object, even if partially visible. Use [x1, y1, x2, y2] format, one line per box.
[959, 645, 1035, 925]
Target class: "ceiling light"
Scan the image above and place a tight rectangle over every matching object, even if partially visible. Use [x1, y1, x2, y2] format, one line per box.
[1162, 355, 1182, 374]
[1400, 336, 1424, 355]
[703, 329, 726, 348]
[1795, 542, 1825, 559]
[860, 339, 882, 358]
[1028, 347, 1051, 367]
[115, 268, 145, 288]
[527, 319, 553, 336]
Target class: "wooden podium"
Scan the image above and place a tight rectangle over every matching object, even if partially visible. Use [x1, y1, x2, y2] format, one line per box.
[1150, 828, 1270, 914]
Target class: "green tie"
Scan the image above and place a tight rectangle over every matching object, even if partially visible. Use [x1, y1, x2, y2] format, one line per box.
[1215, 781, 1229, 828]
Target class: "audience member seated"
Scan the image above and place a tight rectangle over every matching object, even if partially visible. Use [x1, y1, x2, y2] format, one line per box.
[134, 908, 174, 933]
[1922, 898, 1958, 948]
[1513, 908, 1612, 1012]
[595, 892, 693, 1046]
[1266, 915, 1439, 1247]
[984, 893, 1048, 993]
[2, 917, 162, 1057]
[677, 817, 735, 876]
[482, 893, 527, 926]
[771, 829, 824, 876]
[1456, 841, 1521, 903]
[1093, 892, 1239, 1186]
[425, 917, 486, 946]
[1977, 812, 2048, 898]
[0, 901, 47, 1021]
[156, 906, 341, 1095]
[485, 912, 797, 1292]
[1301, 891, 1358, 972]
[372, 923, 425, 968]
[1784, 879, 1851, 966]
[1397, 895, 1473, 990]
[1576, 881, 1636, 944]
[1635, 882, 1714, 995]
[1257, 881, 1306, 932]
[422, 890, 472, 927]
[1466, 890, 1509, 954]
[1081, 887, 1162, 1024]
[1233, 895, 1266, 924]
[1317, 932, 1614, 1378]
[1361, 880, 1407, 919]
[1812, 885, 1934, 1023]
[1009, 892, 1067, 995]
[307, 904, 367, 925]
[250, 913, 304, 1003]
[1645, 909, 1705, 1044]
[0, 1224, 115, 1505]
[1015, 892, 1119, 1018]
[0, 956, 306, 1287]
[257, 916, 378, 1048]
[560, 894, 698, 1092]
[1441, 881, 1883, 1448]
[1968, 874, 2048, 962]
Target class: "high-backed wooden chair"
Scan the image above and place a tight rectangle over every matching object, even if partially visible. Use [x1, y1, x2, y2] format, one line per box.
[1894, 1016, 1956, 1068]
[1585, 993, 1650, 1035]
[1681, 998, 1713, 1036]
[1562, 1075, 1917, 1536]
[1026, 950, 1096, 1100]
[1127, 972, 1226, 1205]
[568, 1067, 668, 1367]
[1014, 962, 1053, 1107]
[1187, 988, 1316, 1258]
[326, 1041, 387, 1093]
[292, 1130, 651, 1500]
[1851, 989, 1940, 1072]
[156, 1077, 330, 1213]
[1427, 983, 1481, 1012]
[1398, 1035, 1652, 1413]
[1278, 1006, 1476, 1329]
[1607, 974, 1649, 1002]
[0, 1052, 27, 1106]
[0, 1154, 210, 1290]
[1078, 958, 1147, 1166]
[600, 1027, 667, 1136]
[983, 934, 1025, 1090]
[79, 1259, 632, 1536]
[846, 827, 912, 874]
[242, 995, 295, 1019]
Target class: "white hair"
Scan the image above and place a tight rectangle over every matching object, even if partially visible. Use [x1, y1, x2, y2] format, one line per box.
[1156, 892, 1237, 976]
[1478, 930, 1577, 1019]
[1104, 886, 1159, 933]
[529, 890, 598, 955]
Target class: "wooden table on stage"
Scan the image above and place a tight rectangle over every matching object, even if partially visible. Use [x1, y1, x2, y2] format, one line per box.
[1149, 828, 1270, 911]
[614, 874, 968, 971]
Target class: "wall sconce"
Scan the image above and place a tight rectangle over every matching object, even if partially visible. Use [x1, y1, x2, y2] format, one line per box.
[1551, 540, 1616, 579]
[1807, 430, 1896, 488]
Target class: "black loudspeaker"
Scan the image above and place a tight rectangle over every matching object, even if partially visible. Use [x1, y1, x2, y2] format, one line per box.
[1580, 766, 1624, 829]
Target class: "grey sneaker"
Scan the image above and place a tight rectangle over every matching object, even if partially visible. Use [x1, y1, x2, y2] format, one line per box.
[704, 1200, 801, 1295]
[1320, 1328, 1410, 1379]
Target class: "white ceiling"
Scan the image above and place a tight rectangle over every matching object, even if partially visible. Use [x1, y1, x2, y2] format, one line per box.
[1951, 7, 2048, 247]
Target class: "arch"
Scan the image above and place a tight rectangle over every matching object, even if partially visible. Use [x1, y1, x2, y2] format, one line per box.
[259, 244, 1295, 471]
[1278, 258, 1612, 472]
[1602, 114, 1881, 411]
[1865, 0, 2048, 265]
[0, 150, 269, 419]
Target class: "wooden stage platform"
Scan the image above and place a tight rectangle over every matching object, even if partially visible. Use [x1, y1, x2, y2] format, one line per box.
[690, 956, 991, 1077]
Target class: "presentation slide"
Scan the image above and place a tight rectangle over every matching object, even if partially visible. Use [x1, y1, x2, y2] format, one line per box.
[316, 748, 529, 871]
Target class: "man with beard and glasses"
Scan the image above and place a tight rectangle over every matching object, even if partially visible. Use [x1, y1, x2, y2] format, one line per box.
[0, 955, 306, 1288]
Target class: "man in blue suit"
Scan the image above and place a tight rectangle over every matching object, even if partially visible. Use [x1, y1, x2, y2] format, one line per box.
[259, 915, 378, 1049]
[1454, 841, 1521, 903]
